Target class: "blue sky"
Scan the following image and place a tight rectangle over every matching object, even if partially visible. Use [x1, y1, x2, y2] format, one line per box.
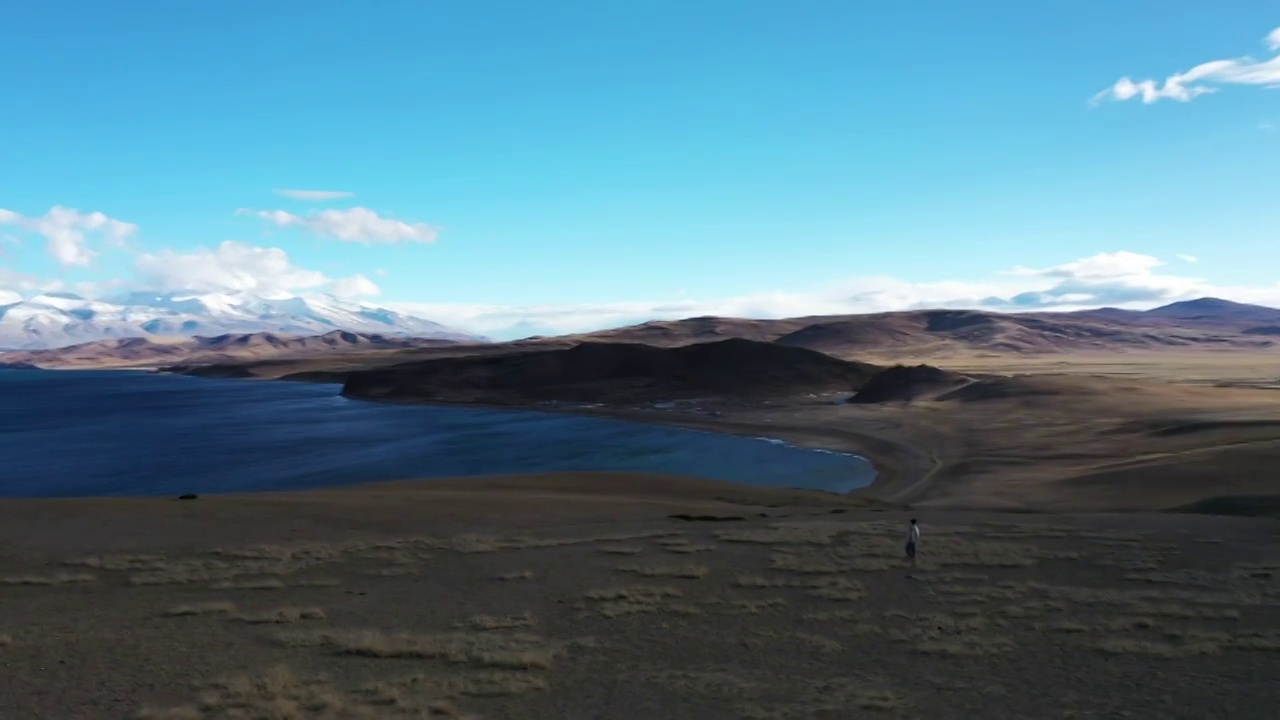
[2, 1, 1278, 337]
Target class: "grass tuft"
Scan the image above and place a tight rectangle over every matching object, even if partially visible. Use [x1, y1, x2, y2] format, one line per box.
[456, 613, 536, 631]
[279, 629, 561, 670]
[2, 572, 96, 586]
[163, 602, 237, 617]
[233, 607, 327, 624]
[617, 563, 709, 579]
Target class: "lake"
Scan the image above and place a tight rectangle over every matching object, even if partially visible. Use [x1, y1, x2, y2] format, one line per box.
[0, 370, 876, 498]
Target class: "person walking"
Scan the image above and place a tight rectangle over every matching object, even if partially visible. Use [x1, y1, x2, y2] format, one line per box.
[905, 518, 920, 566]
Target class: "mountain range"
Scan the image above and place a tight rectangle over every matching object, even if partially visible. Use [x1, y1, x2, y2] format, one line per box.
[562, 298, 1280, 357]
[3, 297, 1280, 370]
[0, 291, 479, 351]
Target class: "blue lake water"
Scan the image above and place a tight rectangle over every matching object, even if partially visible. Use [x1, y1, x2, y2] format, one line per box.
[0, 370, 876, 498]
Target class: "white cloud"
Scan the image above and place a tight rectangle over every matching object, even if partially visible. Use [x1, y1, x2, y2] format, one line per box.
[274, 189, 355, 201]
[134, 241, 332, 297]
[4, 239, 1277, 345]
[0, 266, 63, 297]
[0, 206, 137, 267]
[386, 251, 1280, 340]
[1092, 26, 1280, 105]
[1038, 250, 1163, 279]
[239, 207, 438, 244]
[330, 274, 381, 299]
[1177, 254, 1199, 263]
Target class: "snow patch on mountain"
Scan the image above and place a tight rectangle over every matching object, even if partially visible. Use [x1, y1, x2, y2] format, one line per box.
[0, 291, 482, 350]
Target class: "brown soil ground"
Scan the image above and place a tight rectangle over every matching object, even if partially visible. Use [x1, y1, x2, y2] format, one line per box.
[0, 476, 1276, 719]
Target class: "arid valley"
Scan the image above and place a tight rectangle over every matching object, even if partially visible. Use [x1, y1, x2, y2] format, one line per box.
[2, 299, 1278, 718]
[7, 8, 1280, 717]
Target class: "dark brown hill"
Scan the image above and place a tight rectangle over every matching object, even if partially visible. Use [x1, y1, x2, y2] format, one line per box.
[765, 309, 1204, 355]
[341, 338, 881, 405]
[848, 364, 972, 404]
[560, 316, 815, 347]
[578, 298, 1280, 358]
[1144, 297, 1280, 325]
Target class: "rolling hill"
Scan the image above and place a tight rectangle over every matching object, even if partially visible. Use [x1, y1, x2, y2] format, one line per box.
[340, 338, 882, 405]
[0, 330, 473, 369]
[9, 296, 1280, 370]
[560, 298, 1280, 357]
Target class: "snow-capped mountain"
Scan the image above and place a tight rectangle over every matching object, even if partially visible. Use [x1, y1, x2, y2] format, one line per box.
[0, 291, 482, 350]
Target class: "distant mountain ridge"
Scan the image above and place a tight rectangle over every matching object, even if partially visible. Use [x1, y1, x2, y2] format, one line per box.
[0, 329, 473, 369]
[0, 291, 480, 351]
[5, 296, 1279, 370]
[563, 298, 1280, 356]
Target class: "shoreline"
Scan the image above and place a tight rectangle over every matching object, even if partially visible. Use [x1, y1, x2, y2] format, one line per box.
[1, 369, 909, 503]
[327, 386, 940, 504]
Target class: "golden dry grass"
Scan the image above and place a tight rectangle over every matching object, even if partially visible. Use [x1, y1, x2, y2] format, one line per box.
[645, 669, 906, 717]
[598, 545, 645, 555]
[1230, 633, 1280, 651]
[292, 578, 342, 587]
[730, 574, 865, 601]
[278, 629, 562, 670]
[651, 536, 718, 554]
[65, 554, 167, 571]
[360, 670, 548, 703]
[714, 524, 844, 546]
[1090, 637, 1223, 657]
[1, 572, 96, 586]
[793, 633, 843, 653]
[426, 530, 680, 554]
[233, 607, 327, 624]
[0, 465, 1275, 719]
[582, 585, 700, 618]
[455, 613, 535, 631]
[616, 563, 709, 579]
[364, 566, 417, 576]
[163, 602, 237, 617]
[731, 598, 789, 614]
[209, 577, 287, 590]
[133, 664, 476, 719]
[584, 585, 685, 602]
[663, 543, 716, 554]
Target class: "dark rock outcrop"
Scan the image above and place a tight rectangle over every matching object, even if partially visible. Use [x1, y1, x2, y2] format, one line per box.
[849, 364, 969, 404]
[342, 338, 881, 405]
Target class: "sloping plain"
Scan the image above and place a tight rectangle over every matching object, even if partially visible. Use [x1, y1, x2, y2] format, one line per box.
[0, 478, 1276, 719]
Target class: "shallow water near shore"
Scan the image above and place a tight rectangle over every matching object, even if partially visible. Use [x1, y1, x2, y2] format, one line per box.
[0, 370, 875, 497]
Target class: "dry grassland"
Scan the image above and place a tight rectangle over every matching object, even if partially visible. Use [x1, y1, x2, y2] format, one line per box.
[0, 483, 1276, 719]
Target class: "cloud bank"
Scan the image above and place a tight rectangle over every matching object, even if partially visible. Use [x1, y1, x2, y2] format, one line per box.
[0, 206, 137, 267]
[133, 241, 379, 299]
[2, 205, 1275, 342]
[3, 233, 1278, 340]
[239, 207, 438, 243]
[387, 251, 1280, 339]
[1092, 26, 1280, 104]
